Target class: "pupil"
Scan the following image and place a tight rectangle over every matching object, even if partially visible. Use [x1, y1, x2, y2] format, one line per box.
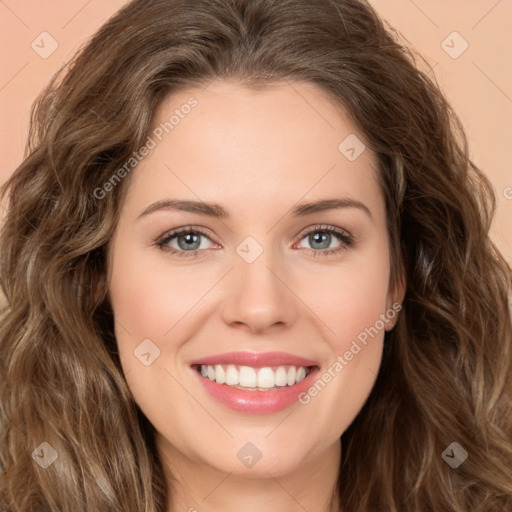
[178, 233, 200, 250]
[310, 232, 330, 250]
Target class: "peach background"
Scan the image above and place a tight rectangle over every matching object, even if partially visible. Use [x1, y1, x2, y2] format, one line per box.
[1, 0, 511, 263]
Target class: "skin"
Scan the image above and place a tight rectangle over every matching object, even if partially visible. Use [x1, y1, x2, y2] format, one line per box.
[106, 80, 404, 512]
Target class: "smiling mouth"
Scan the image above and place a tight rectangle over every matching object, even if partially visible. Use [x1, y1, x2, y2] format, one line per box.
[192, 363, 315, 391]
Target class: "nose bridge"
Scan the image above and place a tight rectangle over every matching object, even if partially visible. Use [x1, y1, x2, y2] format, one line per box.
[221, 241, 297, 333]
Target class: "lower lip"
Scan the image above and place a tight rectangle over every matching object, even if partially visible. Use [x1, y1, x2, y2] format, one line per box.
[192, 366, 319, 414]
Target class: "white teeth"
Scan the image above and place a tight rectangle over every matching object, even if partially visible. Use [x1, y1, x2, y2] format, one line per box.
[275, 366, 288, 387]
[225, 364, 239, 385]
[287, 366, 296, 386]
[239, 366, 257, 387]
[198, 364, 311, 389]
[214, 364, 225, 384]
[257, 367, 275, 388]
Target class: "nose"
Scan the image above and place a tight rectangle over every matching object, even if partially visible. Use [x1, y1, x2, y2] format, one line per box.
[221, 253, 298, 335]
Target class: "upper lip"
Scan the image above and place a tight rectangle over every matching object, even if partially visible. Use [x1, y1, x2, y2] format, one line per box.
[190, 351, 319, 368]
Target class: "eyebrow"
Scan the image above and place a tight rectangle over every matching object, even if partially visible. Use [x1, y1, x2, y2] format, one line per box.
[137, 198, 372, 220]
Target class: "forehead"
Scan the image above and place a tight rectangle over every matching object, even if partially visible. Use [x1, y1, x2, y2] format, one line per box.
[123, 80, 383, 219]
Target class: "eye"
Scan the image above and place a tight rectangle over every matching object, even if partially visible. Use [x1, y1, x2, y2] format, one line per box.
[295, 225, 353, 256]
[156, 226, 218, 257]
[155, 224, 353, 258]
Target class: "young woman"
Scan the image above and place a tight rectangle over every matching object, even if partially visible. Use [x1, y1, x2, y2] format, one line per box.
[1, 0, 511, 511]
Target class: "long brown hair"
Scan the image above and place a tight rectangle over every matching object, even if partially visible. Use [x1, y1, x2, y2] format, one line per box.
[1, 0, 511, 510]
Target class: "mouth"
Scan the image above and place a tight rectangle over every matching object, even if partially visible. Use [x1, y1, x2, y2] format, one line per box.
[192, 363, 315, 391]
[189, 351, 320, 414]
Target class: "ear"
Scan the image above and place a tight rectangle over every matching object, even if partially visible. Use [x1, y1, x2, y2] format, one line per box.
[384, 271, 406, 331]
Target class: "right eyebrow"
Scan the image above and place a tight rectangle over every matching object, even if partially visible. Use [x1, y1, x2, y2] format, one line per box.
[137, 199, 229, 220]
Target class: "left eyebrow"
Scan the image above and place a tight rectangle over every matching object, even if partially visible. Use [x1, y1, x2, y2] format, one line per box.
[290, 198, 372, 219]
[136, 197, 372, 220]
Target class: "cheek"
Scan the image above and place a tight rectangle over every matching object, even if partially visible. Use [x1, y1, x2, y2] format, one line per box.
[108, 244, 212, 343]
[107, 249, 207, 423]
[290, 248, 390, 427]
[295, 246, 392, 348]
[107, 245, 225, 410]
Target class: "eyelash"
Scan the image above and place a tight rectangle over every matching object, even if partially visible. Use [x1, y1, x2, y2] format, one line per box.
[155, 224, 353, 258]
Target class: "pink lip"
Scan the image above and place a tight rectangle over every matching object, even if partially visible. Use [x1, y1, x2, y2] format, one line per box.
[190, 351, 318, 367]
[190, 351, 320, 414]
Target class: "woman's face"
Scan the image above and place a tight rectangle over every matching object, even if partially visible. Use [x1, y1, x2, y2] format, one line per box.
[107, 80, 402, 479]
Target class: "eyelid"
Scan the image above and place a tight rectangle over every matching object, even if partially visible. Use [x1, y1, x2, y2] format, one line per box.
[156, 225, 219, 250]
[293, 223, 352, 243]
[291, 224, 354, 255]
[156, 223, 354, 257]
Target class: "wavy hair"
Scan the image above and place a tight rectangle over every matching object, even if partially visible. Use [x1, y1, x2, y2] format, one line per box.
[1, 0, 511, 510]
